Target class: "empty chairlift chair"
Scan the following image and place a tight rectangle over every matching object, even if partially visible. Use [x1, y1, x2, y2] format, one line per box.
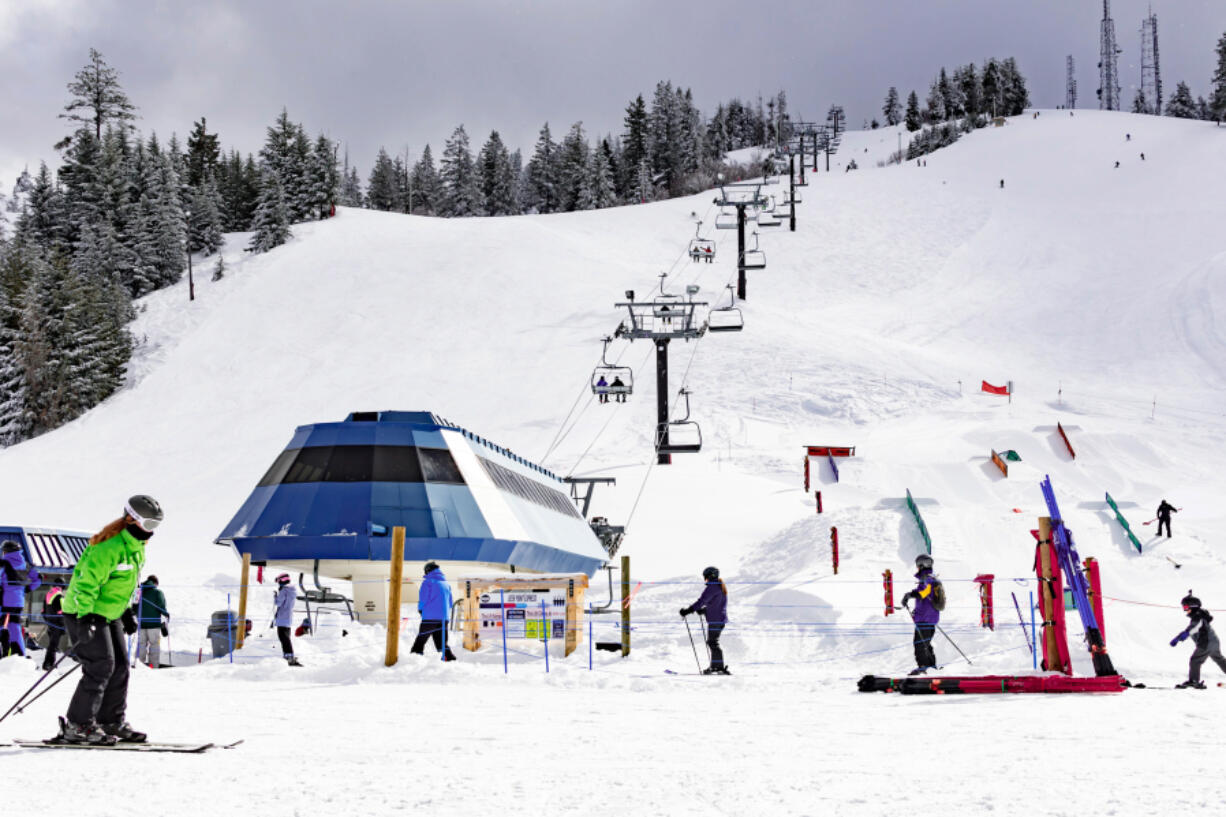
[757, 198, 781, 228]
[714, 207, 738, 230]
[591, 336, 633, 404]
[688, 221, 716, 263]
[706, 285, 744, 333]
[655, 388, 703, 454]
[742, 231, 766, 270]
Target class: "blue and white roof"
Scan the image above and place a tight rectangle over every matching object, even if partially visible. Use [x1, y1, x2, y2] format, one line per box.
[216, 412, 607, 576]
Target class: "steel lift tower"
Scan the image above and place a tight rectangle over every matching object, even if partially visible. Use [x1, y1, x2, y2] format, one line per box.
[1140, 9, 1162, 115]
[1098, 0, 1122, 111]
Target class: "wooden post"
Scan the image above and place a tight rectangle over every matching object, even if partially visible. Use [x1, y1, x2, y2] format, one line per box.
[620, 554, 631, 657]
[565, 578, 579, 657]
[463, 580, 481, 652]
[235, 552, 251, 650]
[385, 526, 406, 667]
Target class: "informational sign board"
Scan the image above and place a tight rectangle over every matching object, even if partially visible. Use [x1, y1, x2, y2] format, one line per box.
[479, 589, 566, 640]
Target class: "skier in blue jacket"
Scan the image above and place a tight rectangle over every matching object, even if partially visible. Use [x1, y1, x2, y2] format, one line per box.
[901, 554, 942, 675]
[680, 566, 730, 675]
[410, 562, 456, 660]
[273, 573, 301, 666]
[2, 540, 41, 658]
[1170, 591, 1226, 688]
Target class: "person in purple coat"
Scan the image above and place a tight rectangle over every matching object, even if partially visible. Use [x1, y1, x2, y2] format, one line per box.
[901, 554, 941, 675]
[680, 566, 730, 675]
[2, 540, 41, 658]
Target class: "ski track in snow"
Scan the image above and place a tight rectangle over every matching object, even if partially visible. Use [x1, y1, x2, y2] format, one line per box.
[3, 111, 1226, 814]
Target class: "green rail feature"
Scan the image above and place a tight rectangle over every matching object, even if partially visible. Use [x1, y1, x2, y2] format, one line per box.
[1104, 491, 1143, 554]
[905, 488, 933, 555]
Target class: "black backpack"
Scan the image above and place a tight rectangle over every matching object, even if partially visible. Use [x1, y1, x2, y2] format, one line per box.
[930, 580, 946, 612]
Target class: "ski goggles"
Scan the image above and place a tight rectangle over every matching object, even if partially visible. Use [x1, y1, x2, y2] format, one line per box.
[125, 501, 163, 532]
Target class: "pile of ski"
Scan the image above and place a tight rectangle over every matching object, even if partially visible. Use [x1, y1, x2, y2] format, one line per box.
[10, 738, 243, 753]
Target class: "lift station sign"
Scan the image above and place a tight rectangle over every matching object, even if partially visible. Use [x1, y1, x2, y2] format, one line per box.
[480, 589, 566, 640]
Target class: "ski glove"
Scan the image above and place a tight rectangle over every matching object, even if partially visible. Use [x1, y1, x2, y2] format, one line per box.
[1171, 631, 1189, 647]
[160, 624, 169, 637]
[121, 608, 138, 635]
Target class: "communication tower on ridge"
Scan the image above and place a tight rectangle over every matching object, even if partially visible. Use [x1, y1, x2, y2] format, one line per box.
[1098, 0, 1122, 111]
[1066, 55, 1077, 110]
[1140, 8, 1162, 115]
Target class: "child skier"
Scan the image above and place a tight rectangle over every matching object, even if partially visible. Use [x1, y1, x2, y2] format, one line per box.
[1170, 591, 1226, 688]
[680, 566, 729, 675]
[273, 573, 302, 666]
[901, 554, 944, 675]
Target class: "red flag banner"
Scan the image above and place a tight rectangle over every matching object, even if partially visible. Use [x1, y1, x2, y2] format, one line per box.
[981, 380, 1009, 396]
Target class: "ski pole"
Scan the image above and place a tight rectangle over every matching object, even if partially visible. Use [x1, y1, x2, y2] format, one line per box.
[0, 654, 77, 725]
[682, 616, 703, 673]
[1011, 592, 1034, 655]
[698, 612, 711, 662]
[935, 623, 972, 665]
[11, 663, 82, 719]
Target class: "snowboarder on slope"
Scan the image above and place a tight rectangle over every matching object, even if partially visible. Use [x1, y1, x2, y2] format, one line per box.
[273, 573, 302, 666]
[411, 561, 456, 660]
[1170, 591, 1226, 689]
[133, 575, 169, 668]
[680, 566, 730, 675]
[1, 540, 41, 657]
[1156, 500, 1177, 538]
[901, 554, 942, 675]
[58, 495, 163, 744]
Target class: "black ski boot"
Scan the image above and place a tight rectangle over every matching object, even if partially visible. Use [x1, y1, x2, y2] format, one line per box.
[58, 717, 118, 746]
[702, 666, 731, 675]
[101, 720, 148, 743]
[286, 657, 303, 667]
[1175, 680, 1206, 689]
[908, 666, 930, 677]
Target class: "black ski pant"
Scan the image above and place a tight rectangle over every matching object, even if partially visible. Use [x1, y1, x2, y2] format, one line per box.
[276, 626, 294, 658]
[410, 619, 455, 659]
[64, 614, 129, 727]
[705, 621, 726, 669]
[1189, 633, 1226, 683]
[43, 622, 65, 670]
[1157, 517, 1172, 538]
[913, 624, 937, 669]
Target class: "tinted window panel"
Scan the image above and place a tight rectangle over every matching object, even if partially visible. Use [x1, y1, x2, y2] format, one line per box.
[373, 447, 424, 482]
[258, 449, 298, 487]
[258, 445, 464, 485]
[418, 448, 464, 484]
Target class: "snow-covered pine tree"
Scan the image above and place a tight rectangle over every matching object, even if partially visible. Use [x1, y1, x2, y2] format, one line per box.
[557, 122, 591, 212]
[60, 48, 138, 141]
[924, 79, 946, 124]
[367, 148, 399, 211]
[286, 126, 314, 221]
[58, 127, 102, 242]
[186, 117, 221, 188]
[477, 131, 517, 216]
[981, 59, 1003, 117]
[439, 125, 480, 217]
[648, 81, 681, 195]
[904, 91, 921, 132]
[590, 144, 617, 209]
[1132, 89, 1149, 114]
[0, 249, 27, 445]
[212, 254, 226, 282]
[956, 64, 982, 120]
[1212, 32, 1226, 121]
[525, 123, 560, 214]
[16, 163, 69, 255]
[149, 147, 186, 288]
[247, 171, 292, 252]
[188, 174, 224, 255]
[621, 95, 649, 197]
[1165, 81, 1199, 119]
[310, 134, 339, 218]
[883, 87, 902, 126]
[409, 145, 440, 214]
[999, 58, 1030, 116]
[338, 147, 364, 208]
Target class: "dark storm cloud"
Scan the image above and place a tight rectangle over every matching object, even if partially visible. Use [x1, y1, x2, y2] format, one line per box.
[1, 0, 1221, 191]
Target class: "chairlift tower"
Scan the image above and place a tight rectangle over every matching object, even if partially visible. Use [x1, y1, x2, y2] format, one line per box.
[713, 181, 768, 301]
[1140, 9, 1161, 115]
[614, 275, 708, 465]
[1066, 55, 1077, 110]
[1098, 0, 1122, 111]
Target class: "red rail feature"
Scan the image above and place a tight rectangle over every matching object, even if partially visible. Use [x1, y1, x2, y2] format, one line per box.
[1057, 421, 1076, 459]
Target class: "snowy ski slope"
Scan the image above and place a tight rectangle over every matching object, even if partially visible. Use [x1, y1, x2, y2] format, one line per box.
[2, 110, 1225, 815]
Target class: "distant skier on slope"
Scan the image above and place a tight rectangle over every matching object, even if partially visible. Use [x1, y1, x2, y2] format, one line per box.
[57, 495, 163, 745]
[1156, 500, 1178, 538]
[1170, 591, 1226, 689]
[901, 554, 944, 675]
[1, 540, 40, 657]
[410, 561, 456, 661]
[680, 566, 730, 675]
[273, 573, 302, 666]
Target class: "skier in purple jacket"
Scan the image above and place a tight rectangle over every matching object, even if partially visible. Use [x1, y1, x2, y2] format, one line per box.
[2, 540, 41, 658]
[680, 566, 730, 675]
[901, 554, 941, 675]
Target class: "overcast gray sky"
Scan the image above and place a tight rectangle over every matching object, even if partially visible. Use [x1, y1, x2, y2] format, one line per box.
[1, 0, 1221, 195]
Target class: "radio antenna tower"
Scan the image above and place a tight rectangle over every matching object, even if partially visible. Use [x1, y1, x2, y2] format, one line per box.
[1098, 0, 1122, 110]
[1140, 8, 1162, 115]
[1066, 55, 1078, 109]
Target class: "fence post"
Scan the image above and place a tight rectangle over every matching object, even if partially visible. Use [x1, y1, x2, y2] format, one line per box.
[236, 552, 251, 650]
[226, 594, 233, 664]
[1030, 590, 1037, 670]
[500, 588, 508, 675]
[620, 554, 631, 657]
[588, 603, 593, 671]
[384, 526, 406, 667]
[815, 490, 822, 514]
[830, 526, 839, 574]
[542, 599, 550, 673]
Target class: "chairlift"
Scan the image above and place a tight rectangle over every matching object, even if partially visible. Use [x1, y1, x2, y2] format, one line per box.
[757, 199, 781, 228]
[655, 388, 702, 454]
[688, 221, 716, 263]
[714, 207, 738, 230]
[742, 231, 766, 270]
[774, 198, 792, 219]
[591, 336, 633, 402]
[706, 285, 744, 333]
[789, 188, 803, 204]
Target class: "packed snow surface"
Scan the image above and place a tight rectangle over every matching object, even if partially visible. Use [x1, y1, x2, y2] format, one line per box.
[2, 110, 1226, 815]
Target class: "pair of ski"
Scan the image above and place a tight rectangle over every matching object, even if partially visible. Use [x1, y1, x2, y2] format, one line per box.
[9, 737, 244, 753]
[664, 669, 731, 676]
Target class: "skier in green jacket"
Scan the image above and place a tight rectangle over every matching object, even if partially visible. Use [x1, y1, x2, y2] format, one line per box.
[58, 495, 164, 745]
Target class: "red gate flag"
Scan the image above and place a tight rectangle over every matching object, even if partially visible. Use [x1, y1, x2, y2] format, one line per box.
[981, 380, 1009, 396]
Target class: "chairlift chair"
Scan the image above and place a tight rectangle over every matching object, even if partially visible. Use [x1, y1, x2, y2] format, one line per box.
[742, 231, 766, 270]
[789, 188, 803, 204]
[688, 221, 716, 263]
[757, 200, 781, 228]
[655, 388, 703, 454]
[706, 286, 744, 333]
[591, 336, 633, 401]
[714, 208, 738, 230]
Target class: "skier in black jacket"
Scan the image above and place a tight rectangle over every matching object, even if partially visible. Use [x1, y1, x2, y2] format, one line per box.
[680, 566, 729, 675]
[1156, 500, 1177, 538]
[1170, 591, 1226, 688]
